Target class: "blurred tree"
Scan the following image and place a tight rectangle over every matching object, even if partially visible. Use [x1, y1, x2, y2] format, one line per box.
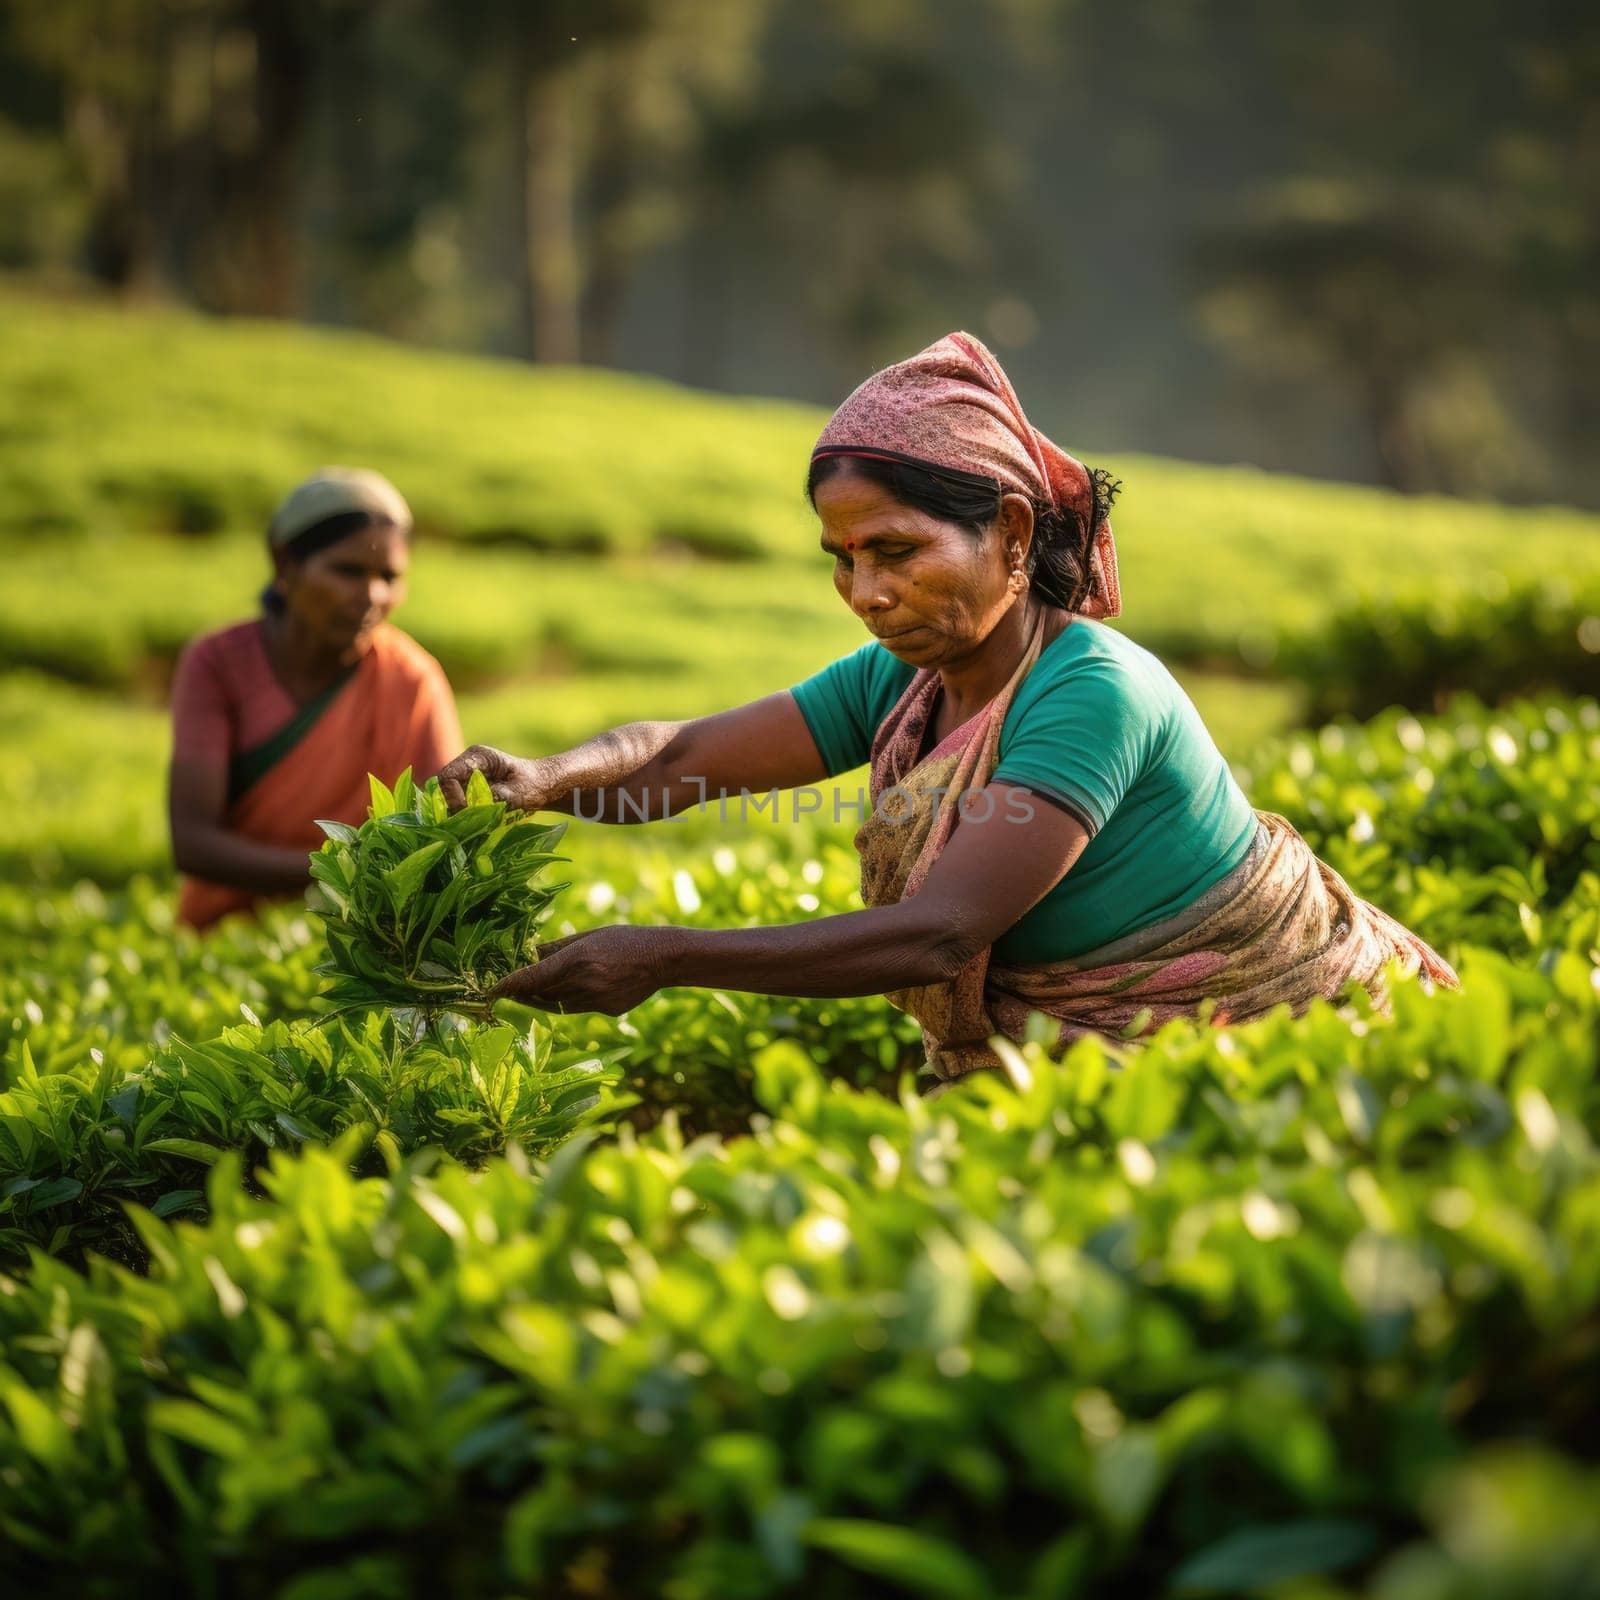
[445, 0, 772, 363]
[513, 7, 585, 364]
[202, 0, 321, 315]
[2, 0, 167, 291]
[578, 0, 772, 364]
[0, 0, 1595, 503]
[286, 0, 489, 346]
[1190, 0, 1600, 500]
[0, 0, 360, 315]
[679, 14, 1024, 387]
[0, 15, 89, 271]
[1193, 184, 1545, 496]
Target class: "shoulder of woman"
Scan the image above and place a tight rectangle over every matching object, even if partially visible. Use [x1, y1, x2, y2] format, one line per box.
[1028, 621, 1136, 687]
[174, 618, 263, 682]
[1007, 626, 1162, 734]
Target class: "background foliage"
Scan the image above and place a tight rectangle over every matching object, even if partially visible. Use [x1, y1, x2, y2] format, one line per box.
[1, 0, 1597, 505]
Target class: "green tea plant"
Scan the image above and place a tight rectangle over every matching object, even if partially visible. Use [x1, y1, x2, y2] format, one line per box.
[545, 841, 923, 1131]
[1277, 575, 1600, 722]
[0, 937, 1595, 1596]
[2, 882, 326, 1082]
[1238, 696, 1600, 952]
[10, 698, 1598, 1148]
[310, 768, 569, 1020]
[1, 665, 1598, 1592]
[0, 1014, 621, 1270]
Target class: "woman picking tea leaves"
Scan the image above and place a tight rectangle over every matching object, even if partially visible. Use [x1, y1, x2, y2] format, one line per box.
[439, 335, 1454, 1086]
[170, 468, 462, 930]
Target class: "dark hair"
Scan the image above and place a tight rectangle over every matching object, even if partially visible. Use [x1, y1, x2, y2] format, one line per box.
[806, 453, 1120, 611]
[261, 509, 391, 614]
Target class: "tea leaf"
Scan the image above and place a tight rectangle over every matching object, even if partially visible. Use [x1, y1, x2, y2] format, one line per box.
[805, 1519, 995, 1600]
[368, 773, 397, 817]
[1171, 1519, 1379, 1593]
[384, 840, 448, 914]
[310, 774, 566, 1019]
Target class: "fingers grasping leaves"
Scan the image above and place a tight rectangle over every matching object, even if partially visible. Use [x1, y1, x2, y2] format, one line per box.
[308, 766, 568, 1019]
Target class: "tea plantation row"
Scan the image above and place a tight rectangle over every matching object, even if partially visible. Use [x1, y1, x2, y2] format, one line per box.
[1275, 576, 1600, 722]
[7, 543, 1595, 739]
[3, 947, 1596, 1599]
[5, 697, 1595, 1261]
[2, 694, 1598, 1596]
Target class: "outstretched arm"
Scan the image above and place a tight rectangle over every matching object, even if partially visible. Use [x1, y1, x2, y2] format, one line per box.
[437, 690, 832, 823]
[491, 784, 1089, 1012]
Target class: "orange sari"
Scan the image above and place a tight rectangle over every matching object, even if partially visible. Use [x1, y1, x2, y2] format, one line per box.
[177, 624, 462, 930]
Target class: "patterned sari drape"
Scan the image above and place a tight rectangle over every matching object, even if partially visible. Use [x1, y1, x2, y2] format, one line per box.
[853, 614, 1459, 1084]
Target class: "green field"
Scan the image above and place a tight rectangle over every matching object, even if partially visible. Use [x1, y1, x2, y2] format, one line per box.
[6, 287, 1600, 687]
[5, 288, 1597, 885]
[3, 295, 1599, 1595]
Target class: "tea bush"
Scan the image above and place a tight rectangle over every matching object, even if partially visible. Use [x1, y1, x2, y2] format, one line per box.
[0, 932, 1595, 1595]
[0, 292, 819, 558]
[1, 880, 325, 1074]
[0, 1017, 620, 1271]
[1278, 576, 1600, 723]
[1238, 697, 1600, 953]
[8, 696, 1598, 1152]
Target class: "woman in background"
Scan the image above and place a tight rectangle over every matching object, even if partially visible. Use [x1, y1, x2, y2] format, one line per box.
[169, 466, 461, 930]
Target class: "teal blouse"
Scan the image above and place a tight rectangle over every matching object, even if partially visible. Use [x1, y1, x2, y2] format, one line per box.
[789, 619, 1259, 962]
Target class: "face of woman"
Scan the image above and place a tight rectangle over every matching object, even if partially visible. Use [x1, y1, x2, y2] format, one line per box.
[276, 522, 410, 655]
[814, 465, 1030, 667]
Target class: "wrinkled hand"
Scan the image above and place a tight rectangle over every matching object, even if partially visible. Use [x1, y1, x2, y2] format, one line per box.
[437, 744, 559, 813]
[490, 926, 679, 1016]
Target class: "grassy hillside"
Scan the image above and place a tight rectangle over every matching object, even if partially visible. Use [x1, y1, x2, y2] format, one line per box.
[4, 290, 1598, 652]
[0, 289, 1593, 886]
[0, 293, 816, 558]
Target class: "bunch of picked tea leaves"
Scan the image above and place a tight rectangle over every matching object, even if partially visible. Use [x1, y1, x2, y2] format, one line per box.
[308, 768, 568, 1019]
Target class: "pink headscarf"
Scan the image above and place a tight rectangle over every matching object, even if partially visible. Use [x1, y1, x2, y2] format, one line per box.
[812, 332, 1122, 620]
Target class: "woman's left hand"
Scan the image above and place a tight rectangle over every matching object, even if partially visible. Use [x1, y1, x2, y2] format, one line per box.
[490, 926, 680, 1016]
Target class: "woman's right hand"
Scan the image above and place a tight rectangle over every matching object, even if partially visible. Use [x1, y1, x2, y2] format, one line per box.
[437, 745, 562, 813]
